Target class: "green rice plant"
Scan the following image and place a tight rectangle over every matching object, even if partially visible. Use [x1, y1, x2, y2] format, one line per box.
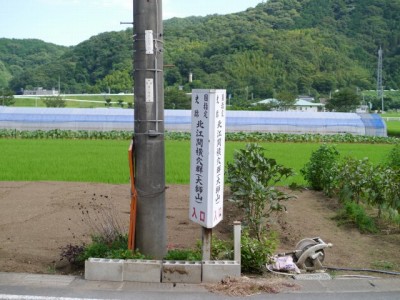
[0, 139, 129, 183]
[0, 139, 394, 184]
[165, 141, 190, 184]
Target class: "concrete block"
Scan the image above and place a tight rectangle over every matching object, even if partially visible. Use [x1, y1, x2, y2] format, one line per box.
[162, 261, 202, 284]
[202, 261, 241, 283]
[123, 260, 162, 283]
[85, 258, 124, 282]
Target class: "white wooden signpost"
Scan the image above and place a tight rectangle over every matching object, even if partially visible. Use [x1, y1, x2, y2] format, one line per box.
[189, 89, 226, 259]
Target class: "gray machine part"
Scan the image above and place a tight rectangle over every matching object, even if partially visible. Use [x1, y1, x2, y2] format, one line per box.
[294, 237, 333, 272]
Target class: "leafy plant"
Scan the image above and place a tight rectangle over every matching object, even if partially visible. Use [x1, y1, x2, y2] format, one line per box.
[387, 143, 400, 169]
[240, 229, 278, 274]
[301, 144, 339, 196]
[336, 157, 374, 204]
[371, 166, 400, 216]
[226, 143, 295, 239]
[210, 237, 234, 261]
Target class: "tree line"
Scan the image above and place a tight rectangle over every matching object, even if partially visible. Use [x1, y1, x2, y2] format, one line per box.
[0, 0, 399, 110]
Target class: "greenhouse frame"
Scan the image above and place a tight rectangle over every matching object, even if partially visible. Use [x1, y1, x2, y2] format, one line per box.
[0, 107, 387, 136]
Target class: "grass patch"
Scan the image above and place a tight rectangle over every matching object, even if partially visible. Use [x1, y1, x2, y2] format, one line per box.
[386, 121, 400, 137]
[334, 201, 378, 234]
[164, 248, 202, 261]
[0, 139, 394, 184]
[14, 95, 133, 108]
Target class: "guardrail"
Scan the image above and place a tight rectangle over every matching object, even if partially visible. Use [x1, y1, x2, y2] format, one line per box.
[383, 117, 400, 121]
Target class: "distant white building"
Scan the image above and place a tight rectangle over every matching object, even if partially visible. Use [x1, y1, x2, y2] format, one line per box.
[356, 105, 369, 113]
[23, 87, 59, 96]
[255, 98, 325, 112]
[294, 99, 325, 112]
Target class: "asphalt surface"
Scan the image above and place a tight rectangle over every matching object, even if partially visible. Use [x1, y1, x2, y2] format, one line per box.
[0, 272, 399, 300]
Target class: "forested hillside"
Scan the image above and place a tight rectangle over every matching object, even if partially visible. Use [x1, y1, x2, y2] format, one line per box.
[0, 39, 67, 90]
[1, 0, 399, 107]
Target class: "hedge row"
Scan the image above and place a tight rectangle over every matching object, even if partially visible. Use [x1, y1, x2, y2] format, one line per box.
[0, 129, 399, 144]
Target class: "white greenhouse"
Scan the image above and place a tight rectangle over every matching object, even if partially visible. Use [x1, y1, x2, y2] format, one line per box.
[0, 107, 386, 136]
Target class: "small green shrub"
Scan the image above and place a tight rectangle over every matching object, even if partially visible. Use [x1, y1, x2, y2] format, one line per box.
[335, 201, 378, 234]
[240, 229, 278, 274]
[164, 249, 202, 261]
[301, 144, 339, 195]
[79, 234, 146, 261]
[43, 96, 66, 108]
[80, 240, 110, 261]
[210, 237, 234, 260]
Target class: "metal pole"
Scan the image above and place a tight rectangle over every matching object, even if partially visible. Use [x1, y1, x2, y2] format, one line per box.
[133, 0, 166, 259]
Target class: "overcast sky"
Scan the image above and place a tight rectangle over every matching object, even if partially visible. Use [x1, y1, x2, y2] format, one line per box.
[0, 0, 263, 46]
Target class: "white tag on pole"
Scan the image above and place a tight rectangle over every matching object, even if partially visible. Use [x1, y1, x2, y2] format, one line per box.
[145, 30, 154, 54]
[145, 78, 154, 103]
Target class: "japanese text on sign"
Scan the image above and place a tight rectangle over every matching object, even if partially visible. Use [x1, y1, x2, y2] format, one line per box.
[189, 89, 226, 228]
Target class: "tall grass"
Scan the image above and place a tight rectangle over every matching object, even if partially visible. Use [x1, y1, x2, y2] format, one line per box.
[0, 139, 393, 184]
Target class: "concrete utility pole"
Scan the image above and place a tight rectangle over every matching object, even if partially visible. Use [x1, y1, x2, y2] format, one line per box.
[377, 46, 384, 112]
[133, 0, 166, 259]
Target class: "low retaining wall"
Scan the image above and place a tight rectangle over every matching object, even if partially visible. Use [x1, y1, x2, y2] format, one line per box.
[85, 258, 240, 283]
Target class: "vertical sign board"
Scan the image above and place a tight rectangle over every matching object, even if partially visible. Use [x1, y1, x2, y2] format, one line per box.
[189, 89, 226, 228]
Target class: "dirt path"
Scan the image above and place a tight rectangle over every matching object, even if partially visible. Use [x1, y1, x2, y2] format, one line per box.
[0, 182, 399, 275]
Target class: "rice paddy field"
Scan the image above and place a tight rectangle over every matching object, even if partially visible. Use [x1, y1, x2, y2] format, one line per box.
[0, 139, 394, 185]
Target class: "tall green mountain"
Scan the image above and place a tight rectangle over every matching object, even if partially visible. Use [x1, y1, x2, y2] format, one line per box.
[1, 0, 399, 103]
